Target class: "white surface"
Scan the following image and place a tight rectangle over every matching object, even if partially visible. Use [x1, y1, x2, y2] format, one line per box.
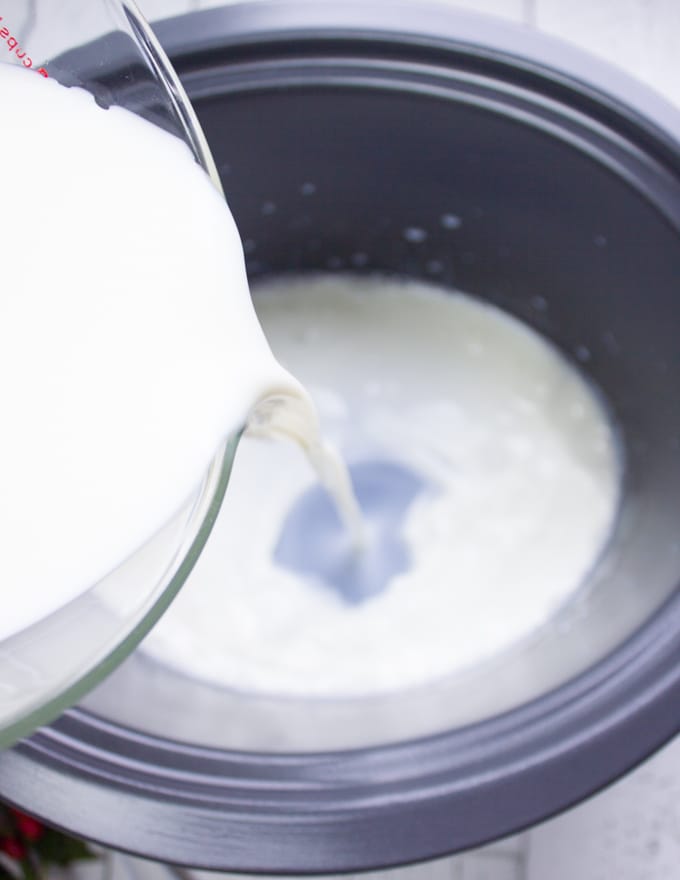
[139, 0, 680, 109]
[534, 0, 680, 106]
[180, 835, 526, 880]
[191, 0, 525, 22]
[527, 735, 680, 879]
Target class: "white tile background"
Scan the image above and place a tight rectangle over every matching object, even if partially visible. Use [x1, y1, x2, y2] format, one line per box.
[138, 0, 680, 106]
[8, 2, 678, 878]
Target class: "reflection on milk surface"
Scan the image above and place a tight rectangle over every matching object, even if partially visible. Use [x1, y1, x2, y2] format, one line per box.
[144, 275, 621, 697]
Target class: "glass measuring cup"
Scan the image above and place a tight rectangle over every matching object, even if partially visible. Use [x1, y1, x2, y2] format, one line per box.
[0, 0, 237, 749]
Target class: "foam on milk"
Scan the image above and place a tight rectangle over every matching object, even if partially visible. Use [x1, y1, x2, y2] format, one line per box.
[143, 275, 621, 697]
[0, 65, 328, 641]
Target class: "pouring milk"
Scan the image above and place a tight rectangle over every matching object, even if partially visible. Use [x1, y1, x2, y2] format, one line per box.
[144, 275, 620, 696]
[1, 63, 619, 689]
[0, 64, 357, 641]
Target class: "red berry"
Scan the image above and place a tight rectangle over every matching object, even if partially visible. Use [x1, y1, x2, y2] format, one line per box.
[0, 836, 26, 860]
[12, 811, 44, 842]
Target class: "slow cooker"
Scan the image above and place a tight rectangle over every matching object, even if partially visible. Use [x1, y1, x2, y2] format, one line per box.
[1, 2, 679, 873]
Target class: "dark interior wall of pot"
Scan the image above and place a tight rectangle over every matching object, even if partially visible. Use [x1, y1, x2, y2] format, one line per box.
[190, 83, 680, 619]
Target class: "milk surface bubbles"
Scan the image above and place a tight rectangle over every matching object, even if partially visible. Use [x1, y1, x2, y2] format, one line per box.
[144, 275, 621, 697]
[0, 64, 300, 640]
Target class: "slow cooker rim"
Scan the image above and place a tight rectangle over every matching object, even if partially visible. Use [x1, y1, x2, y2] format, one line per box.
[155, 0, 680, 183]
[18, 585, 680, 787]
[3, 584, 679, 873]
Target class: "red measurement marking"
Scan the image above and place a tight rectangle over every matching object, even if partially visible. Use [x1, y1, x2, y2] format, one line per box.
[0, 14, 49, 77]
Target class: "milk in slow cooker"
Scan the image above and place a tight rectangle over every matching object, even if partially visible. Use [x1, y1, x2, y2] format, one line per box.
[144, 275, 621, 696]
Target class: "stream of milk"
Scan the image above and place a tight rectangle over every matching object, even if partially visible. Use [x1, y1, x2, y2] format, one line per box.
[143, 275, 620, 697]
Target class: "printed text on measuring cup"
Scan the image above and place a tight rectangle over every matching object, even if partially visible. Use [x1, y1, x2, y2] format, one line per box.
[0, 13, 49, 77]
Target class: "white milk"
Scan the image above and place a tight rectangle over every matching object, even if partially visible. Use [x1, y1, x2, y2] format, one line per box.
[144, 275, 621, 697]
[0, 65, 323, 641]
[1, 65, 620, 700]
